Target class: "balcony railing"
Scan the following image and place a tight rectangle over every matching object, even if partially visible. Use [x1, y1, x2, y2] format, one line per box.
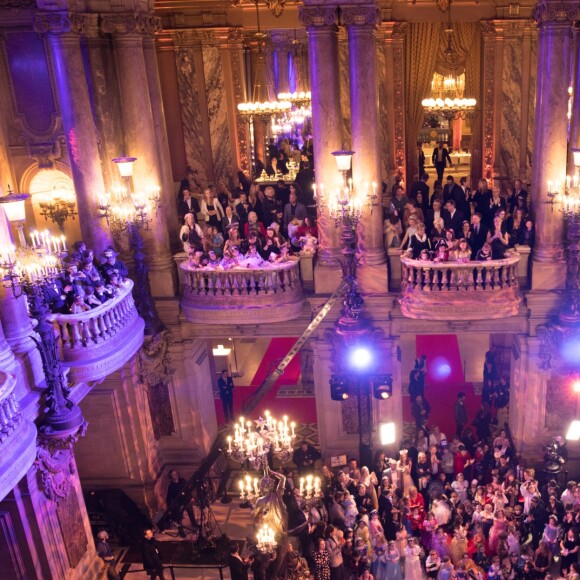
[399, 252, 522, 320]
[49, 280, 145, 383]
[0, 370, 37, 501]
[179, 260, 305, 324]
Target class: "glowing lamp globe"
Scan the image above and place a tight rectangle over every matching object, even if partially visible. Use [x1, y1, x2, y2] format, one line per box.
[0, 189, 30, 222]
[573, 148, 580, 169]
[332, 150, 355, 173]
[212, 344, 232, 356]
[112, 156, 137, 178]
[348, 346, 373, 371]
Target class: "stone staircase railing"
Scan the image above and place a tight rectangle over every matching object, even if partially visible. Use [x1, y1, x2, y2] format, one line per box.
[399, 252, 522, 320]
[179, 260, 305, 324]
[48, 280, 145, 383]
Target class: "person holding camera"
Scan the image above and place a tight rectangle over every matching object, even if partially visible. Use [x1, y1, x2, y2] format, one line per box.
[166, 469, 197, 537]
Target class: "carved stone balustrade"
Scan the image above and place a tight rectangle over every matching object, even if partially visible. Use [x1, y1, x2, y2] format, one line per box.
[179, 260, 305, 324]
[399, 252, 522, 320]
[0, 370, 37, 501]
[49, 280, 145, 383]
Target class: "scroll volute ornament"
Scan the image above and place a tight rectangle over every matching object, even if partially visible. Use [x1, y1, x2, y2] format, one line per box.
[532, 0, 580, 25]
[33, 12, 89, 35]
[340, 5, 381, 28]
[100, 14, 162, 36]
[299, 5, 339, 29]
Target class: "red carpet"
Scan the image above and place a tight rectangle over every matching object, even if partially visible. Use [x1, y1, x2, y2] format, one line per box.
[214, 338, 317, 425]
[403, 335, 481, 439]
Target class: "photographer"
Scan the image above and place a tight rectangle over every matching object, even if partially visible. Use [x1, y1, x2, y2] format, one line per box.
[166, 469, 197, 537]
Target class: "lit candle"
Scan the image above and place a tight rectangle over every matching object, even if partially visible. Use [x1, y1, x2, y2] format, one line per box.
[227, 436, 232, 453]
[239, 480, 245, 499]
[253, 478, 259, 495]
[291, 422, 295, 437]
[566, 175, 572, 189]
[548, 180, 553, 192]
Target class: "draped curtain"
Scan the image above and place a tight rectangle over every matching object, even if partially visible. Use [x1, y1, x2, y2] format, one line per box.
[404, 22, 443, 181]
[404, 22, 483, 181]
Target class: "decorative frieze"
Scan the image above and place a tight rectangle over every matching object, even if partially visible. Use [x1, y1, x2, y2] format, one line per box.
[532, 0, 580, 26]
[340, 5, 381, 29]
[33, 12, 89, 36]
[299, 6, 338, 30]
[100, 14, 161, 36]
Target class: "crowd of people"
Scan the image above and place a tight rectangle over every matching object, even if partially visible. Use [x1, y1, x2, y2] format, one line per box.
[41, 241, 129, 315]
[178, 181, 318, 272]
[385, 162, 535, 263]
[233, 351, 580, 580]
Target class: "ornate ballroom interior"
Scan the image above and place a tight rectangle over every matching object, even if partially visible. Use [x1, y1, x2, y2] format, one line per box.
[0, 0, 579, 577]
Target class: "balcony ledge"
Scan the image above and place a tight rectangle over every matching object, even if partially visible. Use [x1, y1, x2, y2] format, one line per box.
[49, 280, 145, 383]
[179, 259, 305, 324]
[399, 252, 522, 320]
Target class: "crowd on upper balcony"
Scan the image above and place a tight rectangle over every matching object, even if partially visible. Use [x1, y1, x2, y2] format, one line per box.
[177, 138, 318, 272]
[42, 241, 128, 315]
[385, 163, 535, 263]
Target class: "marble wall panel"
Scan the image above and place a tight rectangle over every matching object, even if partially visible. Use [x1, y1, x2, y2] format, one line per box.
[377, 44, 389, 183]
[201, 45, 235, 188]
[339, 38, 351, 148]
[174, 45, 210, 191]
[500, 38, 522, 182]
[527, 38, 537, 183]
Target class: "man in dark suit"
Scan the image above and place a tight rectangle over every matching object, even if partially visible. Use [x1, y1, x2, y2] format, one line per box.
[221, 206, 239, 234]
[508, 179, 528, 214]
[443, 175, 463, 205]
[432, 141, 453, 183]
[283, 191, 307, 235]
[457, 177, 472, 218]
[142, 529, 166, 580]
[471, 179, 492, 217]
[468, 212, 489, 259]
[410, 172, 430, 203]
[178, 189, 200, 221]
[228, 543, 251, 580]
[425, 198, 443, 231]
[442, 199, 464, 238]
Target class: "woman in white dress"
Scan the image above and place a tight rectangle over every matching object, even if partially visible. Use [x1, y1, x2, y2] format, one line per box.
[398, 449, 414, 497]
[404, 537, 423, 580]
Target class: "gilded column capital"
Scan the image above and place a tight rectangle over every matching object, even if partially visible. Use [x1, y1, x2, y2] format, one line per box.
[340, 4, 381, 29]
[101, 13, 162, 36]
[172, 29, 202, 48]
[299, 5, 339, 30]
[532, 0, 580, 27]
[33, 11, 90, 36]
[480, 20, 496, 36]
[378, 20, 408, 41]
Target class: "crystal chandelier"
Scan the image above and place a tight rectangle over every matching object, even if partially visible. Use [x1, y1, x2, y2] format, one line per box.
[237, 2, 290, 121]
[225, 411, 296, 470]
[422, 2, 477, 121]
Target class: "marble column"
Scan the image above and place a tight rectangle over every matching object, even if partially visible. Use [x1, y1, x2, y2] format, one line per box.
[272, 35, 290, 94]
[33, 12, 112, 255]
[102, 14, 175, 297]
[530, 0, 578, 288]
[300, 5, 343, 293]
[143, 31, 180, 249]
[156, 33, 188, 181]
[0, 286, 43, 392]
[343, 3, 388, 290]
[378, 22, 408, 188]
[570, 26, 580, 164]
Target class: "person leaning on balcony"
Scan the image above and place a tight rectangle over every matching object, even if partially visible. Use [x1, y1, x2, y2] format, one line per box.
[99, 247, 128, 283]
[180, 212, 203, 253]
[407, 222, 431, 259]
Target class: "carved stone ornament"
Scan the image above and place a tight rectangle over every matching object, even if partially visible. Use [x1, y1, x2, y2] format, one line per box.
[299, 6, 339, 29]
[34, 422, 88, 504]
[101, 14, 162, 36]
[33, 12, 90, 36]
[138, 329, 174, 386]
[532, 0, 580, 25]
[340, 5, 381, 29]
[231, 0, 297, 18]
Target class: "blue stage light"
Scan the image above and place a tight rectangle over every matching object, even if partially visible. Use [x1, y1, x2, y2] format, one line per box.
[431, 356, 452, 379]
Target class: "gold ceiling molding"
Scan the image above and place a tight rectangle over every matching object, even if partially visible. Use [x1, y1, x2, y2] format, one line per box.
[230, 0, 298, 18]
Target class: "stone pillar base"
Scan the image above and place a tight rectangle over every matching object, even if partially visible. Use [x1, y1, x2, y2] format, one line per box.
[314, 264, 343, 294]
[531, 260, 567, 290]
[357, 263, 389, 294]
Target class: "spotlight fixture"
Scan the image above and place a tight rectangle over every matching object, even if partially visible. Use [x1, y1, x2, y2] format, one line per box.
[330, 375, 349, 401]
[373, 375, 393, 400]
[348, 346, 374, 372]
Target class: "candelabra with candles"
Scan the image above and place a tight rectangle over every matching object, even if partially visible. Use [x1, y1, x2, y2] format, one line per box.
[238, 474, 261, 507]
[256, 524, 277, 554]
[97, 155, 163, 336]
[36, 187, 78, 234]
[297, 474, 322, 510]
[225, 411, 296, 471]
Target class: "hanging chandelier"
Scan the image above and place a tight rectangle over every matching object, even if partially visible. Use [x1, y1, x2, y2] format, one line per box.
[237, 1, 290, 121]
[422, 2, 477, 121]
